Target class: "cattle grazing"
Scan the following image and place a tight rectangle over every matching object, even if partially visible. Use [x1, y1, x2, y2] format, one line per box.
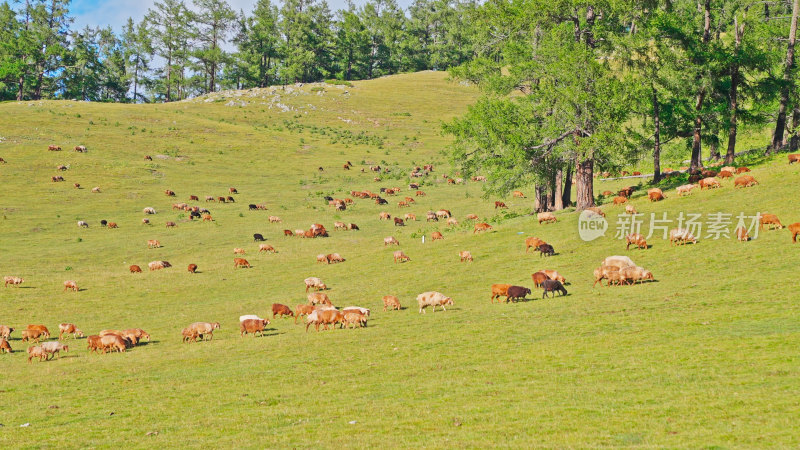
[490, 284, 511, 303]
[106, 222, 117, 228]
[538, 212, 557, 224]
[619, 266, 655, 284]
[586, 207, 605, 217]
[147, 240, 161, 248]
[233, 258, 251, 268]
[74, 145, 87, 152]
[465, 213, 479, 220]
[188, 263, 198, 273]
[426, 212, 437, 222]
[226, 196, 235, 203]
[0, 338, 11, 353]
[181, 328, 199, 343]
[507, 286, 531, 302]
[143, 155, 153, 161]
[92, 186, 101, 193]
[736, 167, 751, 174]
[334, 221, 346, 230]
[495, 201, 508, 209]
[416, 190, 426, 197]
[63, 280, 78, 292]
[0, 325, 14, 339]
[459, 250, 473, 262]
[229, 187, 238, 194]
[625, 205, 638, 215]
[541, 280, 568, 298]
[272, 303, 294, 319]
[648, 191, 665, 202]
[165, 189, 176, 196]
[788, 154, 800, 164]
[394, 217, 405, 226]
[474, 223, 492, 233]
[4, 276, 23, 287]
[393, 250, 410, 263]
[48, 145, 62, 151]
[612, 196, 628, 205]
[383, 295, 401, 311]
[165, 221, 177, 228]
[130, 265, 142, 273]
[734, 175, 758, 188]
[669, 228, 698, 245]
[537, 243, 555, 257]
[431, 231, 444, 241]
[384, 236, 399, 246]
[513, 191, 525, 198]
[717, 171, 733, 179]
[283, 229, 293, 237]
[304, 277, 327, 292]
[249, 204, 258, 210]
[417, 291, 454, 313]
[143, 207, 156, 214]
[379, 212, 391, 221]
[240, 318, 270, 337]
[28, 346, 48, 362]
[268, 216, 284, 224]
[625, 233, 647, 250]
[252, 233, 266, 242]
[77, 220, 89, 228]
[435, 210, 451, 219]
[525, 237, 545, 253]
[541, 270, 566, 284]
[294, 304, 315, 324]
[234, 248, 246, 255]
[305, 309, 345, 332]
[760, 214, 783, 230]
[308, 292, 332, 306]
[618, 187, 634, 198]
[404, 213, 417, 222]
[327, 253, 345, 263]
[87, 335, 104, 352]
[343, 312, 368, 329]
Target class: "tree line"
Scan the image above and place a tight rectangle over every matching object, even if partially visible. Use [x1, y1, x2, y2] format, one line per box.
[0, 0, 478, 102]
[444, 0, 799, 211]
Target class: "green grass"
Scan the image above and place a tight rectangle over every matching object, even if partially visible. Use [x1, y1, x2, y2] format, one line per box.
[0, 71, 798, 447]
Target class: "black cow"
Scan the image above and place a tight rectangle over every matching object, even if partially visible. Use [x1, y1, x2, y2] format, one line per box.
[538, 243, 555, 257]
[249, 204, 258, 210]
[541, 280, 567, 298]
[100, 220, 108, 227]
[376, 198, 388, 205]
[507, 286, 531, 302]
[253, 233, 265, 242]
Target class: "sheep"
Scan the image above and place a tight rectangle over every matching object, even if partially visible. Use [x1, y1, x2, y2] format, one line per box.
[0, 338, 11, 353]
[669, 228, 698, 245]
[619, 266, 655, 284]
[601, 256, 636, 270]
[382, 295, 401, 311]
[760, 214, 784, 230]
[304, 277, 327, 292]
[308, 292, 332, 306]
[537, 212, 557, 224]
[393, 250, 411, 263]
[143, 207, 156, 214]
[735, 226, 750, 242]
[58, 323, 84, 340]
[187, 322, 221, 341]
[240, 318, 270, 337]
[541, 280, 567, 298]
[541, 270, 566, 284]
[789, 222, 800, 243]
[625, 233, 647, 250]
[459, 250, 473, 262]
[625, 205, 638, 215]
[593, 265, 620, 287]
[417, 291, 454, 313]
[0, 325, 14, 339]
[490, 284, 511, 303]
[676, 184, 697, 196]
[343, 312, 368, 329]
[41, 341, 69, 359]
[27, 346, 48, 362]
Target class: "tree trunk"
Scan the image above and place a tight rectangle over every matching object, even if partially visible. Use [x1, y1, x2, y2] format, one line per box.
[769, 0, 798, 153]
[691, 0, 712, 171]
[652, 86, 662, 182]
[166, 53, 172, 102]
[534, 184, 547, 213]
[17, 75, 24, 101]
[554, 168, 564, 210]
[791, 106, 800, 151]
[562, 165, 572, 207]
[575, 157, 594, 210]
[709, 137, 720, 160]
[725, 17, 744, 164]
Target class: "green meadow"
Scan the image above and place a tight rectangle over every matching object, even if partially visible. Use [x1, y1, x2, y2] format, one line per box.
[0, 71, 798, 447]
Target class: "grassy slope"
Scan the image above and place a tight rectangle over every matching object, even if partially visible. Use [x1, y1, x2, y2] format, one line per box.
[0, 71, 798, 447]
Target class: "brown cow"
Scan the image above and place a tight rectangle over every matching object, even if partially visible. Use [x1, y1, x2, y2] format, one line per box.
[234, 258, 251, 268]
[459, 250, 473, 262]
[58, 323, 83, 340]
[188, 264, 198, 273]
[612, 196, 628, 205]
[129, 265, 142, 273]
[735, 226, 750, 242]
[393, 251, 410, 263]
[294, 304, 315, 324]
[0, 338, 11, 353]
[259, 244, 277, 253]
[531, 271, 549, 288]
[525, 237, 546, 253]
[394, 217, 405, 226]
[416, 190, 426, 196]
[788, 154, 800, 164]
[648, 192, 664, 202]
[166, 221, 177, 228]
[431, 231, 444, 241]
[625, 233, 647, 250]
[734, 175, 758, 188]
[63, 280, 78, 292]
[736, 167, 751, 173]
[494, 201, 508, 209]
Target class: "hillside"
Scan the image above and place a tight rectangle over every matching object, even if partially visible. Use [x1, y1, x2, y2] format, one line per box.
[0, 71, 798, 447]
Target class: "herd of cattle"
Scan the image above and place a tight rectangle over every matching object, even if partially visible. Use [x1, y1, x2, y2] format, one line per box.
[2, 145, 799, 362]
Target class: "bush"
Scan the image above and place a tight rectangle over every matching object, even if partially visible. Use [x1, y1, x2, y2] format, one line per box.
[325, 79, 354, 87]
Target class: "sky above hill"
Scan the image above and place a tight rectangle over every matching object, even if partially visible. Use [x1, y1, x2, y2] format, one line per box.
[71, 0, 415, 32]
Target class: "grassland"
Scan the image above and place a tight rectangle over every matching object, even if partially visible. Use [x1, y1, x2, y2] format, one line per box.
[0, 71, 798, 448]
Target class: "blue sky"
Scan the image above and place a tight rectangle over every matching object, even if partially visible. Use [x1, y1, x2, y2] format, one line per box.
[71, 0, 415, 32]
